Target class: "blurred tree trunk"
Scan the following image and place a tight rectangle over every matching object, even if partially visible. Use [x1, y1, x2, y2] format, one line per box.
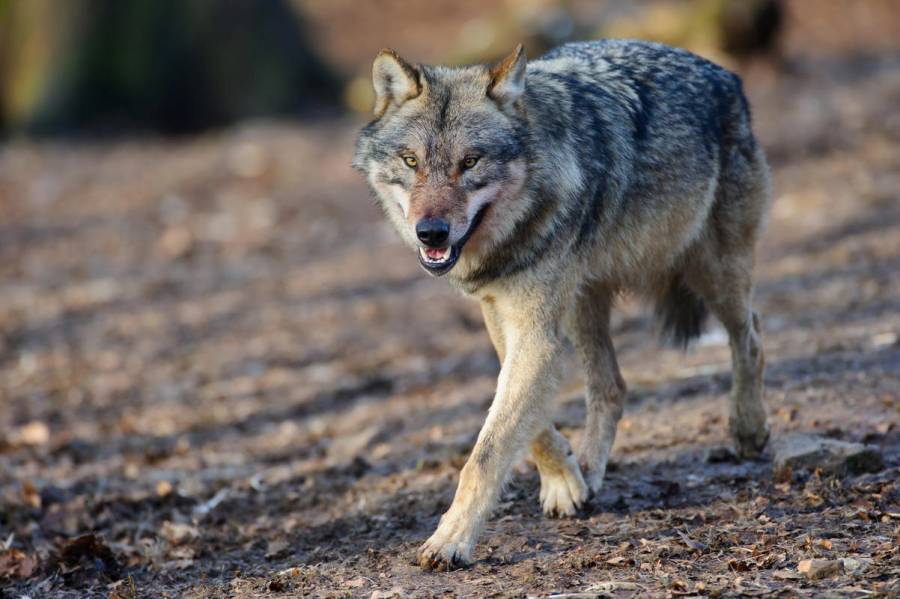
[0, 0, 339, 135]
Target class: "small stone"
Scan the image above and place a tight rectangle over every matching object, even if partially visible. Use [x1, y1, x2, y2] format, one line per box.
[798, 558, 843, 579]
[773, 434, 883, 477]
[773, 568, 802, 580]
[841, 557, 872, 575]
[10, 421, 50, 446]
[158, 226, 194, 259]
[265, 539, 289, 559]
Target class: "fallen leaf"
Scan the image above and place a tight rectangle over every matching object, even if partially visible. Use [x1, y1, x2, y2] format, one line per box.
[21, 481, 41, 509]
[727, 559, 752, 572]
[161, 521, 199, 544]
[51, 534, 122, 582]
[168, 546, 195, 560]
[0, 549, 35, 579]
[156, 480, 173, 497]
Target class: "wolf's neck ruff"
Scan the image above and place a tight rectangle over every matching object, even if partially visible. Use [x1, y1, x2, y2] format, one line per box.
[452, 185, 563, 292]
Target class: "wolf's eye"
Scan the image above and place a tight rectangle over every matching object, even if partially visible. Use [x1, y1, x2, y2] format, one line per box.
[461, 156, 480, 170]
[402, 155, 418, 168]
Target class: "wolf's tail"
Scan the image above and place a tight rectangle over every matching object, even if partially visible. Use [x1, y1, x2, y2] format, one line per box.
[655, 277, 708, 349]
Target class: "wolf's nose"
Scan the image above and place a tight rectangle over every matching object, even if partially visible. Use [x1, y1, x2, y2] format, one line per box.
[416, 218, 450, 247]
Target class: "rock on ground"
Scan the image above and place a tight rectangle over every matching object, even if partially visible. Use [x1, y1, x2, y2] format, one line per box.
[773, 434, 884, 477]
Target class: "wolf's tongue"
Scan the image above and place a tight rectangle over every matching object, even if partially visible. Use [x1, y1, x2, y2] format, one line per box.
[426, 248, 448, 260]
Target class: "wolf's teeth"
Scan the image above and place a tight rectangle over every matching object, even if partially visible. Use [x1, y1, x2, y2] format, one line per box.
[420, 246, 452, 263]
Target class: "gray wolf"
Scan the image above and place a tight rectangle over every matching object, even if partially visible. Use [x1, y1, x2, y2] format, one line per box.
[353, 39, 771, 571]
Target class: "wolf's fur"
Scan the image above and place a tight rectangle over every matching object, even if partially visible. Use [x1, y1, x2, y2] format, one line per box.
[354, 40, 771, 571]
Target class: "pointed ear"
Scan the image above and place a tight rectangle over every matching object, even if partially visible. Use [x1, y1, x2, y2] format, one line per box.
[372, 49, 421, 117]
[488, 44, 527, 107]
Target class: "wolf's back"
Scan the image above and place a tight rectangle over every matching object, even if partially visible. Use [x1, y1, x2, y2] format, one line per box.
[528, 39, 754, 167]
[522, 40, 763, 345]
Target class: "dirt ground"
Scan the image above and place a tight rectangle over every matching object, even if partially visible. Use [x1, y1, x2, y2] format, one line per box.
[3, 17, 900, 599]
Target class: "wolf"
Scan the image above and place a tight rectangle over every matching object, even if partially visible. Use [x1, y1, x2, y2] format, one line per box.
[353, 39, 771, 571]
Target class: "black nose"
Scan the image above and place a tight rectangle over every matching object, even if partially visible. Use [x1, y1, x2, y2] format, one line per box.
[416, 218, 450, 247]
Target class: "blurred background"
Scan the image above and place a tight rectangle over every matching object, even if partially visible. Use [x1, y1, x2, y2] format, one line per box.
[2, 0, 898, 134]
[1, 1, 899, 597]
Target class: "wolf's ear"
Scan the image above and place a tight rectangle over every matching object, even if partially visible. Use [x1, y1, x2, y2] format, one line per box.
[372, 49, 421, 117]
[488, 44, 527, 107]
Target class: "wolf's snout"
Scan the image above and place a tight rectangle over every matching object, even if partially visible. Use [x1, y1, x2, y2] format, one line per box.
[416, 218, 450, 247]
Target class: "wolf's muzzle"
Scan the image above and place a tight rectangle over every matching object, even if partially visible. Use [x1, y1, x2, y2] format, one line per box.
[417, 203, 491, 277]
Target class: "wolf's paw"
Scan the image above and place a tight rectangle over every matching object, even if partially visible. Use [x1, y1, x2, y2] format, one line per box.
[730, 409, 770, 459]
[539, 459, 588, 517]
[417, 533, 472, 571]
[732, 420, 770, 459]
[581, 464, 606, 497]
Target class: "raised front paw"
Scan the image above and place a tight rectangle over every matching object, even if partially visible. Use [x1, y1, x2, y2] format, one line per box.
[416, 532, 473, 571]
[539, 458, 589, 517]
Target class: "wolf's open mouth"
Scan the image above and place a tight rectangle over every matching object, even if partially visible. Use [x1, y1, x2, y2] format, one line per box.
[416, 204, 490, 276]
[417, 244, 461, 276]
[419, 246, 453, 264]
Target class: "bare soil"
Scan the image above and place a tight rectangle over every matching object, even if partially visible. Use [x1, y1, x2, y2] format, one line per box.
[2, 34, 900, 599]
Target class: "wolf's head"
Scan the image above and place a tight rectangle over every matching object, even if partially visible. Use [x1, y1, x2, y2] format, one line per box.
[353, 46, 530, 277]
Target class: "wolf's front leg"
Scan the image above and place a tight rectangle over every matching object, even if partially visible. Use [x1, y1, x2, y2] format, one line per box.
[417, 325, 563, 570]
[483, 301, 587, 517]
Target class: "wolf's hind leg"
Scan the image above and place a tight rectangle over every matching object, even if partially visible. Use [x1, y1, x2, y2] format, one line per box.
[686, 256, 768, 457]
[531, 426, 588, 516]
[566, 286, 625, 494]
[685, 137, 771, 457]
[710, 285, 768, 457]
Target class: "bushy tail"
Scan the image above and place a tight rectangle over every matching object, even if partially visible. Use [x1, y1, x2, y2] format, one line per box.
[655, 277, 708, 349]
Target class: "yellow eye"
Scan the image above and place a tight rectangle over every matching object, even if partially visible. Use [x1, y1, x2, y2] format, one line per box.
[402, 155, 418, 168]
[462, 156, 479, 170]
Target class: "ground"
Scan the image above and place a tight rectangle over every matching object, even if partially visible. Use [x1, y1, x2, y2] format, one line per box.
[2, 35, 900, 599]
